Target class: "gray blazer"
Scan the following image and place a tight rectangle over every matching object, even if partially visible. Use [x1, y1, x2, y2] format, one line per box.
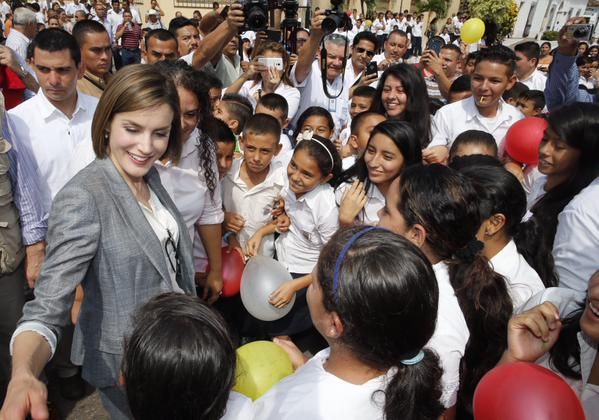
[19, 158, 196, 388]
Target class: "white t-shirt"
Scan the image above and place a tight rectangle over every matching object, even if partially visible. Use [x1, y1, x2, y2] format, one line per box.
[371, 19, 384, 36]
[275, 182, 339, 274]
[221, 159, 285, 257]
[335, 182, 385, 225]
[222, 391, 254, 419]
[519, 69, 547, 91]
[253, 348, 388, 419]
[490, 240, 545, 309]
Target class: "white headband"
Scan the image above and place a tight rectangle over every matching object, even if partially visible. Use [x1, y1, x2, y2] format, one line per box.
[296, 129, 335, 173]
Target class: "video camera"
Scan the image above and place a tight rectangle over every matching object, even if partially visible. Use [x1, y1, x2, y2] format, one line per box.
[322, 0, 352, 35]
[239, 0, 269, 31]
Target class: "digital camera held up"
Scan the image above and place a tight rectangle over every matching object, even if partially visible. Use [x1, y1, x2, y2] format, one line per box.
[240, 0, 269, 31]
[322, 0, 352, 35]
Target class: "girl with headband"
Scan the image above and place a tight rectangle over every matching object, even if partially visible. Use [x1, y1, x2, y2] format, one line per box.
[246, 133, 341, 348]
[253, 226, 444, 419]
[378, 164, 514, 417]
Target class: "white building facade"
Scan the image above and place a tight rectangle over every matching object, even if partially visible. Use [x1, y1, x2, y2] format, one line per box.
[512, 0, 594, 39]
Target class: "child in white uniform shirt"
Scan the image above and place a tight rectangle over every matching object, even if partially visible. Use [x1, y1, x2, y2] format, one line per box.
[339, 111, 386, 170]
[247, 134, 341, 340]
[378, 165, 515, 415]
[336, 121, 422, 226]
[255, 93, 293, 165]
[426, 46, 524, 164]
[253, 227, 444, 420]
[501, 272, 599, 419]
[222, 114, 286, 258]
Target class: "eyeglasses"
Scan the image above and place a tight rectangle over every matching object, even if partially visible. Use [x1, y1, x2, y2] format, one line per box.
[355, 47, 375, 57]
[164, 228, 180, 274]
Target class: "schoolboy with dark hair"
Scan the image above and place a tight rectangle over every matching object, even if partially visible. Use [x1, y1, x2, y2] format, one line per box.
[502, 81, 529, 106]
[516, 89, 545, 117]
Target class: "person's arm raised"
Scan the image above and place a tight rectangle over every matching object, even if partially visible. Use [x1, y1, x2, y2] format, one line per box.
[294, 10, 326, 85]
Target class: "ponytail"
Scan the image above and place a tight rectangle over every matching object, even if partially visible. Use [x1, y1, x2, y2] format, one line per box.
[513, 218, 559, 287]
[382, 349, 443, 420]
[448, 242, 513, 413]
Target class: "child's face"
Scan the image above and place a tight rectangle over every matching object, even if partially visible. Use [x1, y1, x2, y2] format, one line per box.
[471, 61, 516, 113]
[451, 143, 497, 160]
[255, 104, 287, 128]
[464, 58, 476, 75]
[516, 98, 540, 117]
[208, 87, 222, 112]
[241, 132, 280, 176]
[350, 113, 386, 155]
[301, 115, 333, 139]
[538, 126, 581, 180]
[364, 133, 405, 187]
[287, 148, 331, 199]
[215, 141, 235, 179]
[579, 63, 592, 79]
[349, 95, 373, 119]
[213, 101, 237, 132]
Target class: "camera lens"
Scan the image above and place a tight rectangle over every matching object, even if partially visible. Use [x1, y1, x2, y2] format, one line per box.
[322, 12, 342, 35]
[247, 6, 267, 30]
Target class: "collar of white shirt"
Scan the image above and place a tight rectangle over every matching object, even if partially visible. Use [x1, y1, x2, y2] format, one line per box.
[287, 182, 330, 209]
[462, 96, 517, 125]
[229, 158, 285, 191]
[38, 89, 91, 120]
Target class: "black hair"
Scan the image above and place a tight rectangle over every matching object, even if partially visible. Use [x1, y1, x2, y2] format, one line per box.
[28, 2, 40, 12]
[458, 165, 558, 287]
[155, 60, 218, 199]
[293, 134, 341, 185]
[387, 29, 408, 41]
[518, 89, 545, 110]
[370, 63, 431, 147]
[576, 55, 592, 67]
[352, 30, 378, 50]
[466, 51, 479, 63]
[168, 16, 196, 35]
[514, 41, 541, 62]
[145, 28, 178, 50]
[502, 81, 529, 102]
[243, 113, 281, 142]
[475, 45, 517, 76]
[525, 103, 599, 250]
[257, 93, 288, 119]
[31, 27, 81, 66]
[205, 118, 236, 145]
[316, 226, 443, 420]
[448, 154, 503, 171]
[541, 41, 552, 49]
[72, 19, 108, 47]
[349, 110, 383, 135]
[449, 129, 498, 159]
[196, 69, 223, 90]
[122, 293, 235, 420]
[337, 121, 422, 192]
[221, 93, 253, 132]
[441, 43, 461, 56]
[449, 75, 471, 94]
[352, 85, 376, 99]
[395, 164, 513, 413]
[295, 106, 335, 138]
[549, 301, 586, 380]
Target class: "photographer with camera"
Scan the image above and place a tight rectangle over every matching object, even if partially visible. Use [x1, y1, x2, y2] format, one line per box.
[291, 9, 351, 136]
[545, 16, 598, 110]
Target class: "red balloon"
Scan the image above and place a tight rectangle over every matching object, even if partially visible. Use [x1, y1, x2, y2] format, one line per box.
[504, 117, 548, 165]
[208, 247, 245, 297]
[474, 362, 585, 420]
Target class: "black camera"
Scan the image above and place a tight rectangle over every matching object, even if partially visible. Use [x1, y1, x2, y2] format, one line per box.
[322, 0, 352, 35]
[240, 0, 269, 31]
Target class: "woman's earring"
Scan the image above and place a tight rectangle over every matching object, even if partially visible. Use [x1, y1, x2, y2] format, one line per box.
[104, 131, 109, 140]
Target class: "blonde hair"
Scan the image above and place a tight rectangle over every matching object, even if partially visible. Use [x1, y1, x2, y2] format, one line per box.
[251, 41, 293, 87]
[91, 64, 182, 163]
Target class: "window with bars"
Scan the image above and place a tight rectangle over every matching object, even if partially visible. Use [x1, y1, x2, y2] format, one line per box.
[173, 0, 214, 8]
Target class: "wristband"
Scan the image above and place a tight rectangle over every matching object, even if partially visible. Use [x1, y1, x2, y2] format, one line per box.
[223, 231, 236, 243]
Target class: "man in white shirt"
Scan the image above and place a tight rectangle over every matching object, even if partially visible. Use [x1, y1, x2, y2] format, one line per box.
[425, 46, 524, 163]
[514, 41, 547, 91]
[65, 0, 87, 18]
[146, 9, 164, 30]
[6, 7, 40, 98]
[553, 177, 599, 293]
[5, 28, 97, 400]
[92, 1, 113, 43]
[0, 0, 10, 23]
[344, 31, 378, 92]
[372, 30, 408, 71]
[291, 10, 351, 133]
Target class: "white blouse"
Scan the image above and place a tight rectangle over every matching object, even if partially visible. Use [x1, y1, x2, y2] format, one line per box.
[335, 181, 385, 226]
[236, 80, 301, 120]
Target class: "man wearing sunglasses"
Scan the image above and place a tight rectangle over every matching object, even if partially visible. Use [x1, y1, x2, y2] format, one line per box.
[345, 31, 378, 92]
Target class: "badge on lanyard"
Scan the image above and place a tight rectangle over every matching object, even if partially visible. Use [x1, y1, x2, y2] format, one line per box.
[328, 97, 337, 113]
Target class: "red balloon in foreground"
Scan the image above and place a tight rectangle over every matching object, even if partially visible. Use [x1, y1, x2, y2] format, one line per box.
[474, 362, 585, 420]
[504, 117, 548, 165]
[208, 247, 245, 297]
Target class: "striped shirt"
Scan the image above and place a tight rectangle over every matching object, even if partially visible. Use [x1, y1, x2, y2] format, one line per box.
[117, 22, 142, 49]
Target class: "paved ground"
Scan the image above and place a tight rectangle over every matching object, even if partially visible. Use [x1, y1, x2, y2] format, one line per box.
[48, 379, 108, 419]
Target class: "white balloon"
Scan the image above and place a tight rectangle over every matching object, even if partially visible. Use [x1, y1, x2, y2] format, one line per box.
[240, 256, 296, 321]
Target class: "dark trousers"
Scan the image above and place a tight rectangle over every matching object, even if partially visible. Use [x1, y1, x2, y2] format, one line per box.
[0, 263, 25, 405]
[120, 48, 141, 67]
[412, 36, 423, 56]
[112, 47, 123, 71]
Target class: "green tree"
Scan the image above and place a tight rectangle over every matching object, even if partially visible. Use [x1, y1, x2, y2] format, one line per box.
[467, 0, 519, 42]
[416, 0, 449, 17]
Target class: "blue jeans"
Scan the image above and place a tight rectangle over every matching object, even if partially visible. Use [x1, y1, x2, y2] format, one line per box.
[120, 48, 141, 67]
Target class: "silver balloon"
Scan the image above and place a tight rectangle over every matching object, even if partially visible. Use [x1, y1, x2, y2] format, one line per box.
[240, 256, 296, 321]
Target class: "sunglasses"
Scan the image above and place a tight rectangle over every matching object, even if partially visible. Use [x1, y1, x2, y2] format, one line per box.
[355, 47, 375, 57]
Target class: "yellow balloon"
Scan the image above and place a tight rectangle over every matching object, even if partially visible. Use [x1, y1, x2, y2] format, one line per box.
[233, 341, 294, 400]
[461, 18, 485, 44]
[365, 19, 372, 28]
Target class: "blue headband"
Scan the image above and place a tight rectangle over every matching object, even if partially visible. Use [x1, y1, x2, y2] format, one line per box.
[400, 350, 425, 366]
[332, 226, 383, 299]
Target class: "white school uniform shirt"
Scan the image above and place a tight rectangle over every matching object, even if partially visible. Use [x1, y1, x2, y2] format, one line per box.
[553, 177, 599, 293]
[385, 18, 398, 33]
[526, 174, 547, 211]
[6, 91, 98, 210]
[428, 96, 524, 150]
[253, 348, 387, 419]
[412, 22, 423, 37]
[519, 69, 547, 91]
[342, 155, 356, 170]
[516, 287, 598, 419]
[234, 80, 301, 120]
[426, 261, 469, 408]
[222, 391, 254, 419]
[335, 181, 385, 225]
[275, 182, 339, 274]
[65, 3, 87, 16]
[221, 159, 285, 258]
[290, 61, 350, 137]
[371, 19, 384, 35]
[154, 132, 224, 254]
[490, 240, 545, 309]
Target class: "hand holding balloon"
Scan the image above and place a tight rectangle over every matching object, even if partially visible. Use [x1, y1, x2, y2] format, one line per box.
[269, 280, 297, 308]
[273, 337, 308, 370]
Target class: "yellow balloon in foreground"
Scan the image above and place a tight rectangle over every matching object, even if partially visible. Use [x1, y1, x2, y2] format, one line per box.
[234, 341, 294, 401]
[461, 18, 486, 44]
